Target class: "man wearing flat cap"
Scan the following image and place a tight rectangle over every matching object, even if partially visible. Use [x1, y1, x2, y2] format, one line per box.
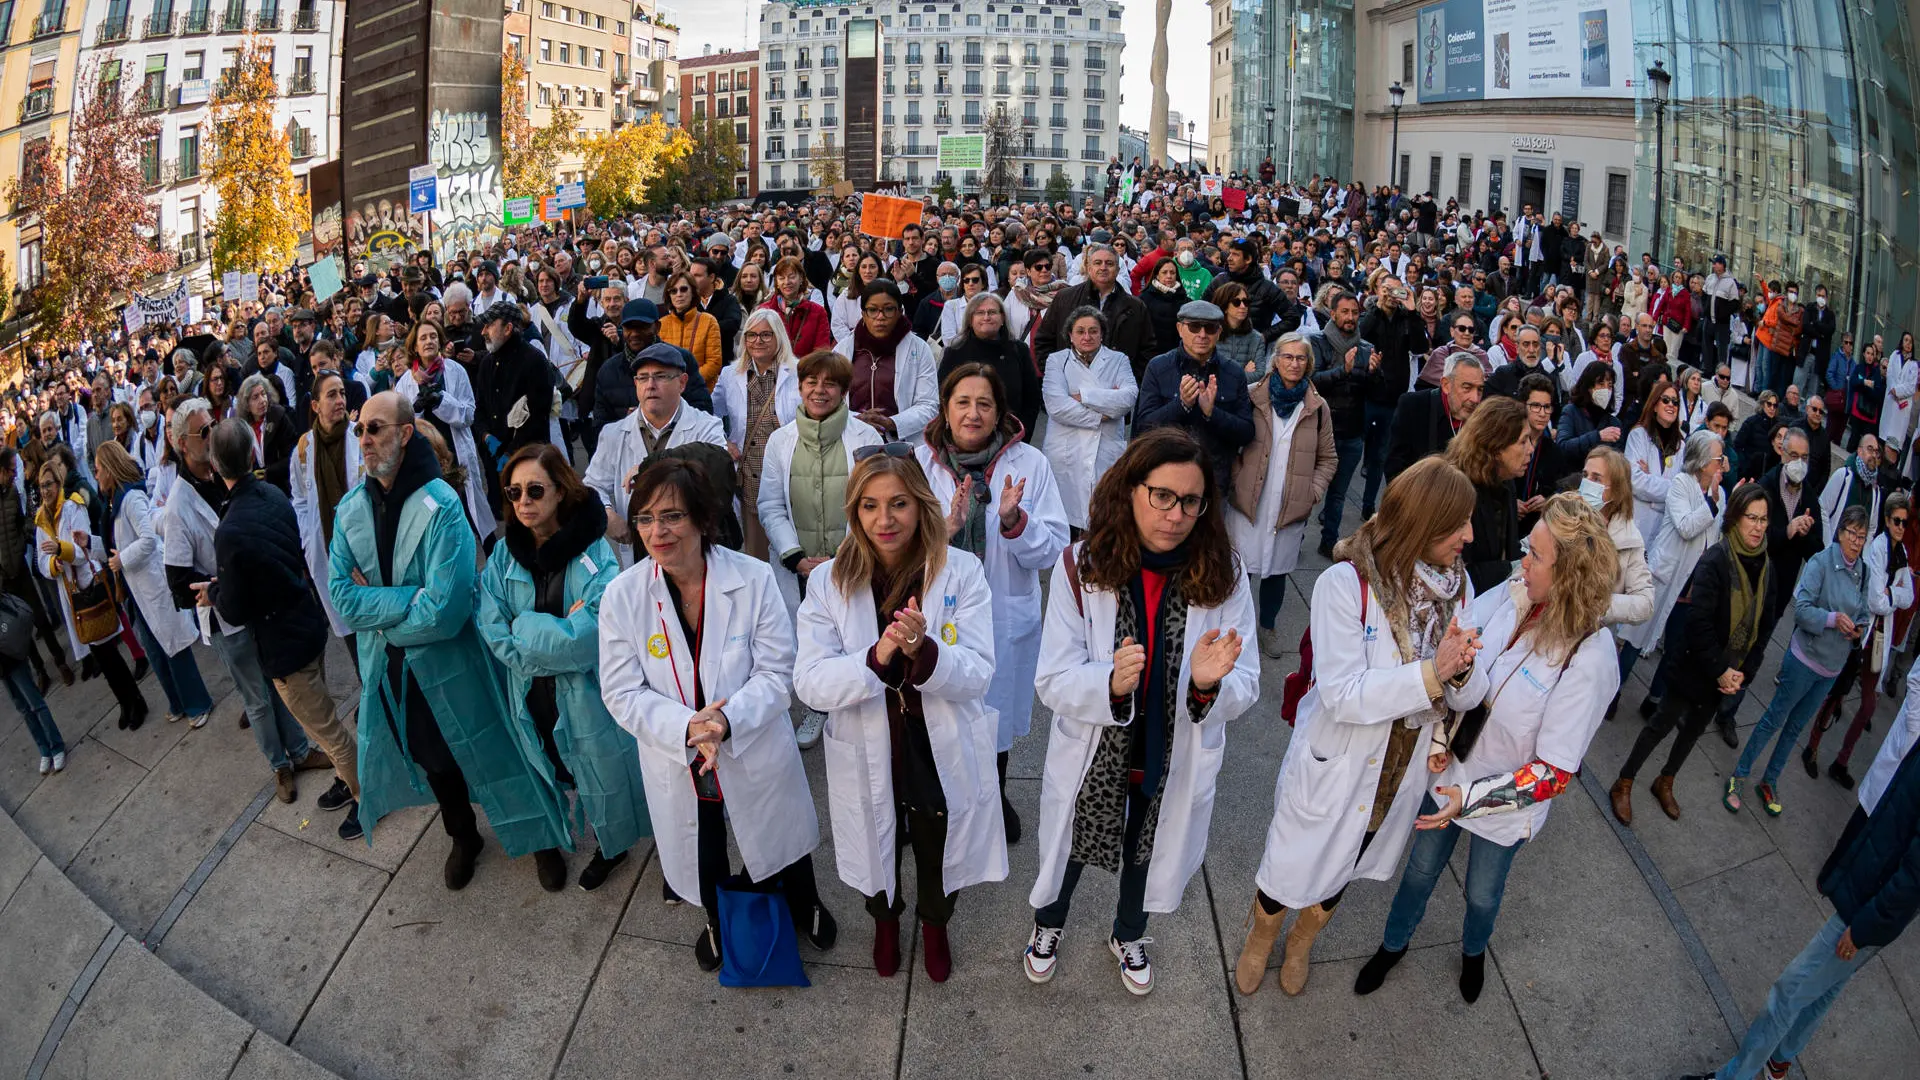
[1133, 298, 1255, 492]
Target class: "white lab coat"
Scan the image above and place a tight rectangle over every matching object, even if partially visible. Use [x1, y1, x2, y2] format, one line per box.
[1618, 472, 1722, 652]
[289, 428, 366, 637]
[756, 413, 884, 615]
[916, 440, 1069, 750]
[1861, 663, 1920, 814]
[161, 473, 238, 639]
[713, 361, 801, 451]
[1033, 545, 1261, 914]
[1253, 562, 1486, 910]
[832, 332, 940, 444]
[109, 486, 196, 656]
[394, 362, 493, 542]
[1881, 349, 1917, 450]
[1623, 427, 1684, 553]
[34, 496, 103, 660]
[829, 291, 864, 344]
[1039, 346, 1138, 529]
[598, 547, 819, 904]
[581, 403, 728, 568]
[1819, 465, 1886, 549]
[793, 548, 1009, 904]
[1864, 531, 1917, 680]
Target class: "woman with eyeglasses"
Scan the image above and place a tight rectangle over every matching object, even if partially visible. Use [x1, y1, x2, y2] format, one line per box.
[714, 309, 801, 561]
[1617, 428, 1727, 712]
[1803, 493, 1915, 789]
[478, 443, 651, 892]
[236, 373, 297, 495]
[395, 321, 492, 543]
[600, 456, 836, 971]
[657, 271, 723, 391]
[1734, 390, 1782, 484]
[1238, 454, 1482, 999]
[935, 293, 1043, 438]
[1040, 307, 1139, 535]
[834, 280, 939, 445]
[936, 265, 992, 346]
[1028, 428, 1255, 996]
[794, 449, 1004, 982]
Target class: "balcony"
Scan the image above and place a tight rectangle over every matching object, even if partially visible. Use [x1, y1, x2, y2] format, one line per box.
[1049, 117, 1066, 128]
[766, 60, 786, 71]
[1081, 149, 1105, 161]
[97, 17, 131, 43]
[993, 53, 1010, 65]
[253, 8, 280, 30]
[287, 72, 315, 94]
[934, 52, 950, 65]
[904, 54, 921, 66]
[792, 118, 810, 128]
[904, 83, 923, 95]
[962, 114, 982, 127]
[962, 84, 982, 96]
[20, 88, 54, 122]
[765, 89, 784, 100]
[611, 70, 628, 87]
[821, 115, 837, 127]
[820, 56, 837, 67]
[1020, 85, 1038, 97]
[792, 56, 811, 69]
[1022, 53, 1039, 66]
[178, 153, 201, 179]
[1082, 119, 1102, 130]
[794, 87, 811, 98]
[765, 149, 785, 160]
[1051, 55, 1069, 68]
[1050, 87, 1067, 97]
[33, 7, 65, 37]
[143, 11, 176, 36]
[221, 10, 248, 33]
[1083, 88, 1104, 99]
[1085, 57, 1105, 70]
[963, 52, 982, 66]
[765, 117, 783, 129]
[293, 7, 316, 30]
[183, 7, 211, 32]
[933, 115, 951, 127]
[1020, 115, 1037, 127]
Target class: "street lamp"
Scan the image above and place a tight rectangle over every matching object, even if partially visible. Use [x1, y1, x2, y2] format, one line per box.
[1387, 82, 1405, 188]
[1187, 120, 1196, 173]
[1263, 102, 1276, 170]
[1647, 59, 1672, 267]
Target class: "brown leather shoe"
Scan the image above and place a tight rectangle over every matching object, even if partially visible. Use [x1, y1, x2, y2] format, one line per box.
[1234, 898, 1286, 995]
[1279, 902, 1332, 996]
[1650, 774, 1681, 820]
[295, 748, 334, 772]
[274, 766, 297, 804]
[1609, 777, 1633, 826]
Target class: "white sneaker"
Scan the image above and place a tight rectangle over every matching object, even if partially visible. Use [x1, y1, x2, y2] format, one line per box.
[1024, 924, 1063, 983]
[188, 713, 209, 730]
[38, 756, 51, 776]
[51, 752, 66, 773]
[166, 712, 185, 724]
[1110, 936, 1154, 996]
[796, 708, 826, 750]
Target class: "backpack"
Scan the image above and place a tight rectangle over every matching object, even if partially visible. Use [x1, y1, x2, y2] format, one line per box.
[1280, 562, 1368, 726]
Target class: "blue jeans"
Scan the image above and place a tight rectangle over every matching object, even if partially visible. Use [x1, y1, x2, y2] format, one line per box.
[1256, 574, 1288, 629]
[1381, 794, 1526, 957]
[131, 609, 213, 719]
[211, 625, 309, 771]
[1319, 434, 1365, 548]
[1714, 914, 1878, 1079]
[4, 660, 63, 756]
[1735, 649, 1836, 788]
[1361, 402, 1396, 520]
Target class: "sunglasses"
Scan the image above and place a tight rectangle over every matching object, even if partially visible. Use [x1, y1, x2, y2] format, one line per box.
[504, 482, 549, 503]
[1181, 322, 1224, 336]
[354, 419, 404, 439]
[853, 441, 914, 463]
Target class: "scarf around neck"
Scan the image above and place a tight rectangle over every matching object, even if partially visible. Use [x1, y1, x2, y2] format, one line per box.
[1268, 373, 1308, 420]
[311, 417, 350, 549]
[1725, 526, 1770, 660]
[940, 430, 1007, 557]
[1014, 275, 1068, 315]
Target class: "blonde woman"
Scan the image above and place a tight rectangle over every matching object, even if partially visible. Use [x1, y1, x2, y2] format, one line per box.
[714, 308, 801, 559]
[1353, 493, 1620, 1003]
[1580, 446, 1655, 632]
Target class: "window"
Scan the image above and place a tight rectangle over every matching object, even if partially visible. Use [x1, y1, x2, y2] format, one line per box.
[183, 51, 203, 80]
[558, 42, 569, 64]
[614, 20, 623, 34]
[965, 13, 978, 25]
[575, 86, 586, 105]
[736, 95, 747, 115]
[594, 49, 604, 70]
[593, 13, 602, 28]
[507, 34, 523, 58]
[1428, 154, 1442, 195]
[936, 13, 947, 27]
[539, 38, 551, 61]
[540, 1, 551, 15]
[141, 135, 161, 186]
[1026, 15, 1036, 28]
[771, 165, 782, 186]
[1398, 154, 1410, 190]
[593, 89, 603, 108]
[1402, 41, 1413, 85]
[996, 13, 1007, 28]
[694, 99, 705, 118]
[695, 75, 705, 93]
[1560, 167, 1581, 221]
[1604, 171, 1629, 237]
[538, 83, 551, 105]
[1457, 156, 1471, 204]
[907, 13, 919, 27]
[718, 99, 728, 117]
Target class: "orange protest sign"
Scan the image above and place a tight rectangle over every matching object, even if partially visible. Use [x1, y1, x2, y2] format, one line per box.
[859, 194, 925, 240]
[540, 195, 562, 223]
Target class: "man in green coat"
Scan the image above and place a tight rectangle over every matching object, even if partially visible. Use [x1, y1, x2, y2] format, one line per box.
[328, 391, 571, 891]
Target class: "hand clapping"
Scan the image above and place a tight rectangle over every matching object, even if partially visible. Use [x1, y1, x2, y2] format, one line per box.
[686, 697, 731, 775]
[997, 475, 1025, 533]
[1191, 628, 1241, 691]
[1109, 636, 1147, 697]
[876, 597, 930, 665]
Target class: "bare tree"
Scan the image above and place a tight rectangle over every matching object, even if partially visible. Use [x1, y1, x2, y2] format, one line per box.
[982, 107, 1018, 204]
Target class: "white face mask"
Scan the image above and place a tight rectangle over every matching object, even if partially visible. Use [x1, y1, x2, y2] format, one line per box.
[1785, 458, 1809, 484]
[1591, 388, 1613, 410]
[1578, 476, 1607, 509]
[1816, 295, 1828, 308]
[1787, 291, 1799, 303]
[1176, 251, 1195, 267]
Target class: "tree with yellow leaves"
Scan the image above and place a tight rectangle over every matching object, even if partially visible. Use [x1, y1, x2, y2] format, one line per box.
[577, 119, 692, 218]
[207, 36, 306, 275]
[501, 49, 580, 201]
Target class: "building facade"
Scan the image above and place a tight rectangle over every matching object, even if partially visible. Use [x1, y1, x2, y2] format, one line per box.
[1, 0, 84, 304]
[678, 48, 758, 198]
[755, 0, 1126, 198]
[1206, 0, 1354, 181]
[629, 0, 678, 127]
[520, 0, 633, 182]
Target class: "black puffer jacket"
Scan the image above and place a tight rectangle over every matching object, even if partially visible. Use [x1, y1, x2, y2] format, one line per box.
[212, 474, 327, 677]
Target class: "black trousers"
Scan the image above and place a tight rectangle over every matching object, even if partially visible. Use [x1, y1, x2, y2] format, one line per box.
[1037, 782, 1150, 942]
[424, 762, 482, 848]
[3, 571, 65, 674]
[696, 792, 822, 932]
[863, 802, 954, 927]
[92, 637, 143, 714]
[1620, 693, 1716, 781]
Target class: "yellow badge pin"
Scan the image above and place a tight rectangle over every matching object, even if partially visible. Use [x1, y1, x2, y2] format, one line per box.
[647, 633, 670, 658]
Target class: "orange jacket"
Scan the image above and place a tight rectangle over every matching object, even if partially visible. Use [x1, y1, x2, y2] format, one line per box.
[657, 309, 724, 389]
[1755, 296, 1804, 358]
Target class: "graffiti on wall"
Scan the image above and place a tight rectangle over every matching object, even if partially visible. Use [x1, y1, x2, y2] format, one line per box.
[346, 198, 427, 271]
[428, 109, 503, 262]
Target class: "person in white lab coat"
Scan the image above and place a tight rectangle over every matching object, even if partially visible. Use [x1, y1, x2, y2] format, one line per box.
[1878, 333, 1917, 455]
[833, 280, 940, 445]
[1352, 494, 1619, 1003]
[598, 457, 837, 973]
[582, 343, 728, 569]
[713, 308, 802, 560]
[916, 363, 1070, 844]
[93, 442, 212, 727]
[393, 321, 493, 543]
[1236, 455, 1484, 999]
[1616, 430, 1728, 716]
[1027, 428, 1259, 997]
[793, 450, 1007, 984]
[1040, 306, 1139, 532]
[1804, 492, 1916, 786]
[1623, 376, 1687, 550]
[289, 371, 365, 646]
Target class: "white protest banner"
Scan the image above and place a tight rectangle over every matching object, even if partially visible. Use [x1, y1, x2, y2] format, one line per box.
[240, 273, 260, 303]
[1199, 175, 1225, 198]
[222, 271, 241, 299]
[123, 306, 146, 335]
[188, 295, 205, 324]
[129, 281, 189, 326]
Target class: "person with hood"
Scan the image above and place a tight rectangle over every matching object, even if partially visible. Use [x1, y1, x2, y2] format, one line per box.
[478, 444, 652, 892]
[916, 364, 1070, 843]
[328, 391, 572, 891]
[936, 293, 1043, 438]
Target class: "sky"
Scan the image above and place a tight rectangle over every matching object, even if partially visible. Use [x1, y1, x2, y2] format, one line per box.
[669, 0, 1209, 132]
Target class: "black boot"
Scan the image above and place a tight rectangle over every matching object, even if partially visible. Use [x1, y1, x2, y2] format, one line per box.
[578, 849, 629, 891]
[997, 750, 1021, 845]
[1353, 945, 1405, 996]
[533, 848, 567, 892]
[695, 925, 723, 972]
[1459, 952, 1486, 1003]
[132, 656, 149, 682]
[443, 836, 484, 890]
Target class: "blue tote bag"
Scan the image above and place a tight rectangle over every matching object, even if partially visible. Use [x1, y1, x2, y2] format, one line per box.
[715, 874, 811, 988]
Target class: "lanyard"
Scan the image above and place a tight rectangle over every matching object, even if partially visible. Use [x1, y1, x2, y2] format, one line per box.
[654, 564, 704, 709]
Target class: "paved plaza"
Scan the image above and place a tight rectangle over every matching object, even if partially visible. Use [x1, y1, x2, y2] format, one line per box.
[2, 527, 1917, 1080]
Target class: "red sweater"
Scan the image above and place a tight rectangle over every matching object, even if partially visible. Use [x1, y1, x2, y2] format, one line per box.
[759, 296, 833, 356]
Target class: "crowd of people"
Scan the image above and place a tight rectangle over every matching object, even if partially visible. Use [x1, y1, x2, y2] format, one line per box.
[4, 162, 1916, 1080]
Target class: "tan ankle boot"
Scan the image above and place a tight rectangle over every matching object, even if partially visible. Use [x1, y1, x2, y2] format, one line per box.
[1609, 777, 1633, 826]
[1650, 774, 1681, 820]
[1234, 898, 1287, 995]
[1279, 902, 1333, 995]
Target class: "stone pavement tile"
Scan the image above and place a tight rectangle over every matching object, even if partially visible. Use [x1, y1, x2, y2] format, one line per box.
[1874, 931, 1920, 1030]
[292, 818, 636, 1080]
[1493, 782, 1736, 1079]
[0, 719, 52, 813]
[0, 795, 38, 902]
[11, 736, 144, 868]
[44, 936, 252, 1080]
[258, 797, 437, 875]
[0, 857, 113, 1073]
[228, 1032, 347, 1080]
[1793, 950, 1920, 1080]
[556, 934, 902, 1080]
[157, 823, 388, 1042]
[65, 713, 265, 936]
[1235, 945, 1534, 1079]
[83, 674, 188, 769]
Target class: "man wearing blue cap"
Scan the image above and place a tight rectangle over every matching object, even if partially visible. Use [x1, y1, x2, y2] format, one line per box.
[592, 298, 714, 434]
[582, 339, 726, 568]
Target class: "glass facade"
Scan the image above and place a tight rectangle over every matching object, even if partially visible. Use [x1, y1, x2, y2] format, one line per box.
[1631, 0, 1920, 344]
[1226, 0, 1354, 182]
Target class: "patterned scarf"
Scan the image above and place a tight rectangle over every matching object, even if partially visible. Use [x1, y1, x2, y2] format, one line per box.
[938, 432, 1005, 558]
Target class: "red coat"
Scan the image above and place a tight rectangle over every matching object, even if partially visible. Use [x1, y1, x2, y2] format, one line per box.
[759, 296, 832, 356]
[1651, 287, 1696, 335]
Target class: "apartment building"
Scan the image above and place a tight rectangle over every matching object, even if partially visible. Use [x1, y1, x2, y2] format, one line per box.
[524, 0, 633, 182]
[756, 0, 1126, 197]
[678, 47, 756, 198]
[629, 0, 677, 127]
[1, 0, 84, 301]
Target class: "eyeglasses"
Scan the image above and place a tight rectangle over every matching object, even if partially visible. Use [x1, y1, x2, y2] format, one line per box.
[632, 509, 690, 530]
[1842, 526, 1870, 542]
[504, 482, 549, 503]
[633, 371, 683, 385]
[742, 331, 777, 343]
[1526, 402, 1553, 413]
[1740, 511, 1770, 525]
[187, 421, 215, 442]
[863, 304, 901, 316]
[1142, 484, 1207, 518]
[354, 419, 403, 439]
[852, 441, 914, 463]
[669, 286, 693, 295]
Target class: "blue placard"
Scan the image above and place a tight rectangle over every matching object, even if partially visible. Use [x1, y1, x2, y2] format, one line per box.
[555, 182, 587, 210]
[409, 174, 437, 213]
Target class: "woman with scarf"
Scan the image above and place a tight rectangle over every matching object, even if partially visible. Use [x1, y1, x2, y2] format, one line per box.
[1804, 493, 1914, 787]
[202, 364, 237, 422]
[291, 370, 364, 652]
[1847, 340, 1885, 450]
[94, 441, 210, 728]
[917, 364, 1070, 842]
[395, 321, 493, 543]
[235, 373, 297, 495]
[833, 280, 939, 444]
[34, 461, 147, 729]
[1040, 307, 1139, 534]
[715, 309, 801, 560]
[1355, 494, 1620, 1003]
[1228, 333, 1336, 659]
[479, 444, 652, 892]
[761, 255, 832, 356]
[1005, 248, 1067, 350]
[794, 450, 1001, 982]
[831, 252, 885, 343]
[1141, 258, 1187, 359]
[1028, 428, 1257, 995]
[730, 262, 769, 323]
[936, 293, 1043, 438]
[1238, 455, 1484, 999]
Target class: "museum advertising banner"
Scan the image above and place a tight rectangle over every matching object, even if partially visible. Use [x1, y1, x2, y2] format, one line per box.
[1417, 0, 1636, 104]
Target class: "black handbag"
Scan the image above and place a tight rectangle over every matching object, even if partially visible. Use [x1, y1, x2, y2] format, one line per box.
[0, 593, 35, 661]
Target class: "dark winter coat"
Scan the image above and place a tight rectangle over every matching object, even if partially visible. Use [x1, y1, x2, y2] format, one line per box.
[212, 474, 328, 677]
